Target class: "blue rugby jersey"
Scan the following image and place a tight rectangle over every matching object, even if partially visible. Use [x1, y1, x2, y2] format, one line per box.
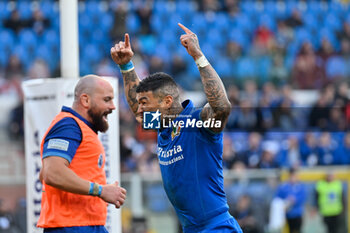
[157, 100, 231, 229]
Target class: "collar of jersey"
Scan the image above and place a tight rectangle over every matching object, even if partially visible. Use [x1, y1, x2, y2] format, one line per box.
[61, 106, 96, 132]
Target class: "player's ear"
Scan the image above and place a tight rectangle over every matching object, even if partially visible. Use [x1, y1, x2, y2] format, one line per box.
[80, 93, 90, 108]
[163, 95, 173, 108]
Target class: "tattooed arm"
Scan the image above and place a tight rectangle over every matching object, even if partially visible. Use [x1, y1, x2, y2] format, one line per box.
[179, 24, 231, 132]
[111, 34, 142, 122]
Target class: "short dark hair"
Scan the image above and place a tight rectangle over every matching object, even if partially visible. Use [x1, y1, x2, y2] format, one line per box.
[136, 72, 179, 99]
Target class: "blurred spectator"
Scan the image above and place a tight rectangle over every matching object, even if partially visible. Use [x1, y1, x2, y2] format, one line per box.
[334, 81, 350, 108]
[327, 107, 346, 131]
[239, 132, 262, 168]
[230, 194, 259, 233]
[3, 10, 29, 34]
[7, 101, 24, 141]
[13, 198, 26, 233]
[318, 39, 337, 81]
[272, 86, 297, 131]
[135, 0, 153, 35]
[227, 84, 241, 106]
[223, 0, 239, 16]
[315, 172, 345, 233]
[292, 42, 324, 89]
[226, 41, 243, 60]
[110, 1, 128, 41]
[222, 135, 243, 170]
[0, 199, 19, 233]
[258, 141, 279, 169]
[318, 39, 336, 65]
[198, 0, 222, 12]
[275, 20, 294, 50]
[253, 25, 275, 52]
[285, 9, 303, 28]
[299, 132, 319, 166]
[337, 22, 350, 43]
[308, 86, 335, 129]
[96, 58, 118, 77]
[275, 168, 306, 233]
[269, 55, 289, 86]
[28, 59, 50, 79]
[277, 137, 301, 168]
[5, 55, 24, 80]
[317, 132, 337, 165]
[227, 98, 263, 131]
[335, 132, 350, 165]
[28, 9, 50, 35]
[148, 56, 165, 74]
[241, 80, 260, 107]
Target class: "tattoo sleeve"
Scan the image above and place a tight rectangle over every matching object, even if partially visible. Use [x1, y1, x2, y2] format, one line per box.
[199, 65, 231, 132]
[122, 70, 140, 116]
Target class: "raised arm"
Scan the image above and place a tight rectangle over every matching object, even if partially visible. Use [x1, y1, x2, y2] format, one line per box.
[178, 23, 231, 132]
[111, 34, 141, 120]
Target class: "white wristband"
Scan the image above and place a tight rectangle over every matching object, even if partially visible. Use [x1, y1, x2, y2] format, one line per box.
[195, 56, 210, 68]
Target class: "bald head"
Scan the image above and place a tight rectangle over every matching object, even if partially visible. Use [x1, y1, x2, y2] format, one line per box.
[72, 75, 116, 132]
[74, 75, 98, 101]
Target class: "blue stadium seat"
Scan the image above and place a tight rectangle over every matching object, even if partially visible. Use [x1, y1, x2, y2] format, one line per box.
[19, 29, 38, 49]
[100, 13, 113, 33]
[39, 1, 54, 19]
[213, 56, 232, 78]
[17, 1, 32, 19]
[0, 49, 8, 67]
[234, 13, 255, 35]
[256, 56, 272, 82]
[294, 28, 312, 45]
[42, 29, 59, 51]
[0, 2, 11, 20]
[0, 29, 15, 53]
[36, 44, 57, 72]
[236, 57, 256, 79]
[306, 0, 322, 17]
[82, 44, 103, 65]
[79, 59, 93, 76]
[318, 28, 337, 49]
[259, 13, 276, 31]
[303, 13, 318, 31]
[126, 13, 140, 34]
[176, 0, 196, 18]
[139, 35, 157, 56]
[326, 56, 346, 79]
[228, 28, 249, 52]
[205, 28, 227, 49]
[324, 13, 342, 32]
[13, 45, 31, 70]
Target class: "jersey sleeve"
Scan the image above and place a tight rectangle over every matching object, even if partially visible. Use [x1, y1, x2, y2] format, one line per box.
[42, 117, 82, 163]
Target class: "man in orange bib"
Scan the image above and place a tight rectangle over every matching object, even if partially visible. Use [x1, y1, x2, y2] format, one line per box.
[37, 75, 126, 233]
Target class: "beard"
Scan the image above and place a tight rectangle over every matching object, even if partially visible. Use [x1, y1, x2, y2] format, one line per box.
[87, 106, 111, 133]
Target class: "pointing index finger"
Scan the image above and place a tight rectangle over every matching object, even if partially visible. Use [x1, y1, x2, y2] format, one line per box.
[124, 33, 130, 48]
[178, 23, 193, 35]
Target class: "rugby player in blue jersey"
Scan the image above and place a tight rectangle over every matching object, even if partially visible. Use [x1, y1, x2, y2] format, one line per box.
[111, 24, 242, 233]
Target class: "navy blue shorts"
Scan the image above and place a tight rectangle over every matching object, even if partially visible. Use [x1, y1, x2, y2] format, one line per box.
[43, 226, 108, 233]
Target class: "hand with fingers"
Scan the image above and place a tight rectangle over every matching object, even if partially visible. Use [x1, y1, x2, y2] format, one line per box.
[111, 33, 134, 65]
[178, 23, 204, 60]
[99, 181, 127, 209]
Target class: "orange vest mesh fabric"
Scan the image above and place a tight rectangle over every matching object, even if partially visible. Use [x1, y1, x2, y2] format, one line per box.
[37, 112, 107, 228]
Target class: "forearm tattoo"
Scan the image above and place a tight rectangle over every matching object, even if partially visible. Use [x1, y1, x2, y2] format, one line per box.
[123, 70, 140, 115]
[199, 65, 231, 122]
